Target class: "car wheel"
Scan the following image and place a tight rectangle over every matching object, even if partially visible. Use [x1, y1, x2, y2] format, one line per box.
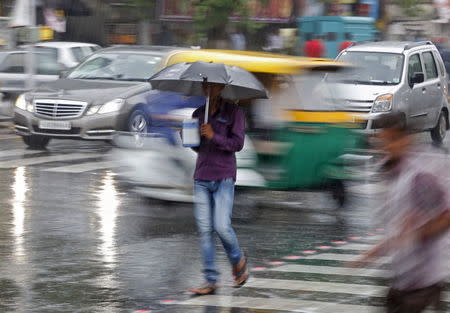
[128, 110, 149, 133]
[431, 112, 447, 145]
[329, 179, 346, 208]
[22, 135, 50, 149]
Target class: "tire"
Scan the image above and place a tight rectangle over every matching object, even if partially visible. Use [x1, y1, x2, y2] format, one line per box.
[128, 109, 149, 133]
[330, 180, 346, 208]
[431, 112, 447, 145]
[22, 135, 50, 149]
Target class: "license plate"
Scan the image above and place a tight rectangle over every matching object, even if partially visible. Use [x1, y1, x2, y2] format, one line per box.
[39, 120, 71, 130]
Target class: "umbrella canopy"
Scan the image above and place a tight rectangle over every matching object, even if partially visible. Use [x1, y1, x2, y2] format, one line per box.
[148, 61, 267, 100]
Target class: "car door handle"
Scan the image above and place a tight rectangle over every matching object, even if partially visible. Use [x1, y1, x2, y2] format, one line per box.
[437, 83, 441, 88]
[422, 87, 426, 93]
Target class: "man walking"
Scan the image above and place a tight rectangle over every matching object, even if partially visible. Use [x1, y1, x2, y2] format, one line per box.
[189, 83, 249, 296]
[351, 112, 450, 313]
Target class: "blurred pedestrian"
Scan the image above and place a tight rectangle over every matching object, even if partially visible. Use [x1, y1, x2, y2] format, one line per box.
[303, 38, 325, 58]
[339, 41, 353, 52]
[263, 28, 283, 53]
[351, 112, 450, 313]
[189, 82, 249, 295]
[158, 24, 175, 46]
[229, 27, 246, 51]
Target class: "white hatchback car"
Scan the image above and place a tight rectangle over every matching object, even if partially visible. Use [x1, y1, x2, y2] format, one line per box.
[330, 41, 449, 144]
[34, 41, 101, 69]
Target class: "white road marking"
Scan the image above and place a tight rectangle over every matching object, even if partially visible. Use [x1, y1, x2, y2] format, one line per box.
[245, 278, 450, 302]
[0, 153, 103, 169]
[0, 135, 19, 140]
[0, 149, 43, 158]
[305, 253, 390, 263]
[45, 161, 118, 173]
[334, 243, 374, 251]
[177, 295, 382, 313]
[268, 264, 390, 278]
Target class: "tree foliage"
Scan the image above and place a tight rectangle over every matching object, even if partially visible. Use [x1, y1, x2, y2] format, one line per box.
[128, 0, 155, 20]
[396, 0, 421, 17]
[193, 0, 265, 41]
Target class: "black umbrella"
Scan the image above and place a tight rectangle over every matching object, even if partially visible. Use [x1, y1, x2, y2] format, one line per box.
[149, 61, 267, 123]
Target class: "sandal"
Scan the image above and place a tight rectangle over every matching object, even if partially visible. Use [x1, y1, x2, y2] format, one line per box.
[232, 254, 249, 288]
[189, 282, 217, 296]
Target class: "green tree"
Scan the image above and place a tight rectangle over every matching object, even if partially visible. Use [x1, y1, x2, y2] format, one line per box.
[396, 0, 421, 17]
[129, 0, 156, 20]
[193, 0, 266, 46]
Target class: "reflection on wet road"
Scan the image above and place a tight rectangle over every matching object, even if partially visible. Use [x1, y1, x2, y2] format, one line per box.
[0, 129, 448, 313]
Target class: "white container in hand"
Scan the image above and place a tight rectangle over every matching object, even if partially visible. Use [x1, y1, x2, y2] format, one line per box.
[182, 118, 200, 147]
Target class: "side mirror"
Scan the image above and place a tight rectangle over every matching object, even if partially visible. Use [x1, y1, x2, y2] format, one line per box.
[409, 72, 424, 87]
[59, 70, 68, 79]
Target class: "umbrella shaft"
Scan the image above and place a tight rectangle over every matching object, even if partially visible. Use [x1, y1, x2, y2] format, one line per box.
[205, 87, 210, 124]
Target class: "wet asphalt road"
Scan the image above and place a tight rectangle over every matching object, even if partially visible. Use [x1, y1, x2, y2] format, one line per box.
[0, 122, 448, 313]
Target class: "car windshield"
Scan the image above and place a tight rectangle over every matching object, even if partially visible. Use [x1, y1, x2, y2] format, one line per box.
[331, 51, 404, 85]
[71, 46, 97, 63]
[67, 52, 163, 81]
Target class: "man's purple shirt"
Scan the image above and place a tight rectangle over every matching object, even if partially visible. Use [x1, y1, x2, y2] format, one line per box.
[192, 101, 245, 181]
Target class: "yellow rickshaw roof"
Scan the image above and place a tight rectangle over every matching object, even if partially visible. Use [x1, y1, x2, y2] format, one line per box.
[164, 49, 346, 74]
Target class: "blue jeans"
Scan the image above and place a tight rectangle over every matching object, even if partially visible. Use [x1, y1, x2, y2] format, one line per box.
[194, 178, 242, 284]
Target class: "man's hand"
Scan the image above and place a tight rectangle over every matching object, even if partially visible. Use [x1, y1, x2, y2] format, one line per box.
[201, 124, 214, 140]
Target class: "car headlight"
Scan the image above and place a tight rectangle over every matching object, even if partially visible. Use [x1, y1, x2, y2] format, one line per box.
[15, 94, 33, 112]
[86, 99, 124, 115]
[372, 94, 393, 113]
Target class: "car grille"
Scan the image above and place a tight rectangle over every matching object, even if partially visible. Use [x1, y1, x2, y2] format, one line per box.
[344, 100, 373, 113]
[34, 99, 87, 118]
[33, 125, 81, 135]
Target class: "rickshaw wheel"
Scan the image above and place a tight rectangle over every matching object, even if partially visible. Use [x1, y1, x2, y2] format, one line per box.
[329, 180, 346, 208]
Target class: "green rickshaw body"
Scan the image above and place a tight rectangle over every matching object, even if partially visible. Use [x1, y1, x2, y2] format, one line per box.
[255, 111, 363, 190]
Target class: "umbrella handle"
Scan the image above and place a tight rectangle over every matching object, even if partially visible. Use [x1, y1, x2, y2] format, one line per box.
[204, 86, 210, 124]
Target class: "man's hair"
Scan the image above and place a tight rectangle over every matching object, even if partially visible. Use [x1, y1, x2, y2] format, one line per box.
[373, 111, 408, 132]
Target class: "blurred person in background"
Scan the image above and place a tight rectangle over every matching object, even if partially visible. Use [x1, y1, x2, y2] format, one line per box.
[189, 83, 249, 296]
[263, 28, 284, 53]
[158, 24, 176, 46]
[351, 112, 450, 313]
[229, 27, 246, 51]
[303, 37, 325, 58]
[339, 41, 353, 53]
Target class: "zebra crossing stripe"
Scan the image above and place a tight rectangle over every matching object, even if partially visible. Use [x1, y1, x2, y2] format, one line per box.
[359, 235, 383, 242]
[45, 161, 118, 173]
[305, 253, 390, 263]
[334, 243, 374, 251]
[0, 153, 103, 169]
[268, 264, 390, 278]
[246, 277, 385, 297]
[0, 149, 43, 158]
[176, 295, 381, 313]
[245, 278, 450, 302]
[0, 135, 19, 141]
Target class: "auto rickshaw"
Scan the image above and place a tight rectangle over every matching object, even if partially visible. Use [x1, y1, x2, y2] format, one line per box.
[113, 50, 366, 208]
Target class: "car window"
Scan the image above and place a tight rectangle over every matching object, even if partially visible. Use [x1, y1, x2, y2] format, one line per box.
[0, 52, 7, 65]
[68, 52, 163, 81]
[35, 46, 58, 59]
[0, 53, 25, 73]
[90, 45, 101, 52]
[433, 51, 445, 77]
[332, 51, 404, 85]
[422, 51, 438, 79]
[71, 47, 86, 63]
[408, 54, 423, 82]
[36, 53, 61, 75]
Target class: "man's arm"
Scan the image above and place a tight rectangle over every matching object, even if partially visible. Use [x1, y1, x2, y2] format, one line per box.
[417, 209, 450, 241]
[411, 172, 450, 241]
[210, 108, 245, 152]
